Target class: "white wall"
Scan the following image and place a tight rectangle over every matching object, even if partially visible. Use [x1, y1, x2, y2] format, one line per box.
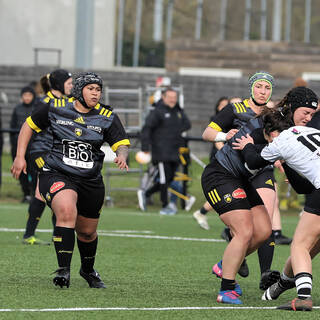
[0, 0, 115, 69]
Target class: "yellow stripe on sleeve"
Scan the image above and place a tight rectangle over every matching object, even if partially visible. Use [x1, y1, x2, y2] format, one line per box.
[106, 110, 112, 118]
[26, 116, 42, 133]
[208, 122, 223, 132]
[111, 139, 131, 152]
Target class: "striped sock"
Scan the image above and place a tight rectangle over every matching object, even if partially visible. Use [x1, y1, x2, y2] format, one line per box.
[295, 272, 312, 299]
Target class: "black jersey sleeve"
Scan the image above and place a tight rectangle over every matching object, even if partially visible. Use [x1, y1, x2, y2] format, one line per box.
[104, 113, 130, 152]
[241, 143, 273, 169]
[26, 101, 50, 133]
[208, 104, 236, 131]
[282, 163, 315, 194]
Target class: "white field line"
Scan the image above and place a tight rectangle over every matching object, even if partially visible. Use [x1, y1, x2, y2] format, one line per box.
[0, 228, 225, 243]
[1, 306, 319, 312]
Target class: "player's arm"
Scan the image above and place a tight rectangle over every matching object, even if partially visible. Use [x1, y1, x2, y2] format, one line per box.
[202, 104, 238, 142]
[104, 114, 130, 171]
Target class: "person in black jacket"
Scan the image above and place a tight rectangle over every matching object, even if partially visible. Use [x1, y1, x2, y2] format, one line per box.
[138, 87, 191, 215]
[10, 86, 36, 202]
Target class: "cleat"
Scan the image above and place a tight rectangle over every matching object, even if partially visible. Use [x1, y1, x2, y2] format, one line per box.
[193, 210, 210, 230]
[221, 227, 232, 242]
[238, 259, 249, 278]
[212, 260, 223, 278]
[212, 260, 242, 296]
[260, 270, 280, 290]
[262, 278, 295, 300]
[217, 290, 242, 305]
[277, 297, 312, 311]
[185, 196, 196, 211]
[137, 189, 147, 212]
[52, 267, 70, 288]
[80, 268, 106, 288]
[22, 236, 51, 246]
[275, 235, 292, 245]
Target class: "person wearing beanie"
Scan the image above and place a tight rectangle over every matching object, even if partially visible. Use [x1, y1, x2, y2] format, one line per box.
[21, 69, 73, 246]
[10, 86, 36, 203]
[11, 71, 130, 289]
[234, 86, 319, 311]
[195, 71, 281, 290]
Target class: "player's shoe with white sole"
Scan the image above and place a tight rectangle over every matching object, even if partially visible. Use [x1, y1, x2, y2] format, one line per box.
[262, 278, 295, 300]
[185, 196, 196, 211]
[217, 290, 242, 305]
[193, 210, 210, 230]
[137, 189, 147, 211]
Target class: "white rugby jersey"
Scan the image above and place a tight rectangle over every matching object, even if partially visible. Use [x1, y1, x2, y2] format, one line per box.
[261, 126, 320, 189]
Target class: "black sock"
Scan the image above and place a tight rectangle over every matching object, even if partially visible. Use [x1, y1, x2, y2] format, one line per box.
[24, 197, 46, 238]
[258, 231, 275, 274]
[273, 229, 282, 238]
[200, 207, 208, 215]
[221, 278, 236, 291]
[77, 237, 98, 273]
[53, 226, 75, 269]
[223, 227, 232, 242]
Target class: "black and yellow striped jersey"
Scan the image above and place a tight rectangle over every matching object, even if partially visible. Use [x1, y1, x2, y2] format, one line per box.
[27, 99, 130, 179]
[30, 92, 72, 157]
[207, 99, 257, 133]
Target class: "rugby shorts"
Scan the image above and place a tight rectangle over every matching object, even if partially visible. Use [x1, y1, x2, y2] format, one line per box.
[39, 171, 105, 219]
[250, 167, 276, 191]
[304, 190, 320, 216]
[201, 159, 263, 215]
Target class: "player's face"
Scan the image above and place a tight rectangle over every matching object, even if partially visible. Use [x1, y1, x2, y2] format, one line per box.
[252, 80, 272, 105]
[163, 90, 178, 108]
[293, 107, 316, 126]
[82, 84, 102, 108]
[64, 78, 73, 96]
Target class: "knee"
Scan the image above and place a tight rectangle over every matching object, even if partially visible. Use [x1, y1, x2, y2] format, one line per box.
[234, 225, 254, 245]
[77, 230, 97, 241]
[55, 205, 77, 224]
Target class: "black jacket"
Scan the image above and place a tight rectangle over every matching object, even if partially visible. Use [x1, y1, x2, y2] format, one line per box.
[141, 102, 191, 162]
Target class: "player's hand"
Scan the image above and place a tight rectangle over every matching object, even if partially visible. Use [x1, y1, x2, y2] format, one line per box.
[11, 156, 27, 179]
[232, 134, 254, 150]
[226, 129, 239, 140]
[274, 160, 284, 173]
[114, 155, 129, 171]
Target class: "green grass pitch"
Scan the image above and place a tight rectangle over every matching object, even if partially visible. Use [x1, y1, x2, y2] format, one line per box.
[0, 202, 318, 319]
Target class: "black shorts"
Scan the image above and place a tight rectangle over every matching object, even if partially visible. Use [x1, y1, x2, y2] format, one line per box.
[250, 168, 276, 191]
[39, 171, 105, 219]
[304, 190, 320, 216]
[201, 160, 263, 215]
[30, 152, 47, 173]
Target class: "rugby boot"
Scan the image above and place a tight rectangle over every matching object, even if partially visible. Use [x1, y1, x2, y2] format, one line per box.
[277, 297, 312, 311]
[52, 267, 70, 288]
[80, 268, 106, 288]
[259, 269, 280, 290]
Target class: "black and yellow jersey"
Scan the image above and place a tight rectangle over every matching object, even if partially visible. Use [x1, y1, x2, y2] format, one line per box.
[27, 100, 130, 179]
[30, 92, 72, 157]
[207, 99, 257, 133]
[215, 117, 267, 178]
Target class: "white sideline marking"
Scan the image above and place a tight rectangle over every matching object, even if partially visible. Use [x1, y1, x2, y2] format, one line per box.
[3, 306, 320, 312]
[1, 306, 319, 312]
[0, 228, 224, 242]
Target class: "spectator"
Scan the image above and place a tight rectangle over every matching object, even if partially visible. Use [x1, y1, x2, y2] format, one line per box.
[10, 86, 36, 202]
[138, 87, 191, 215]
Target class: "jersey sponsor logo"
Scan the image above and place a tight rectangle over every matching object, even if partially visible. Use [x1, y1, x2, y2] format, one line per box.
[50, 182, 65, 193]
[223, 193, 232, 203]
[87, 125, 102, 133]
[62, 139, 94, 169]
[208, 189, 221, 205]
[75, 128, 82, 137]
[265, 179, 274, 186]
[56, 119, 74, 126]
[232, 188, 246, 199]
[74, 116, 85, 124]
